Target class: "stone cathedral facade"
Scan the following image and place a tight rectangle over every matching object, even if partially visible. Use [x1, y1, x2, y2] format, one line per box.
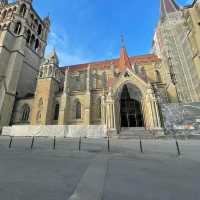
[0, 0, 200, 136]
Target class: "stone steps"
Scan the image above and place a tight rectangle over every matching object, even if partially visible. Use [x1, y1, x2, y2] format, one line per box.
[119, 127, 156, 139]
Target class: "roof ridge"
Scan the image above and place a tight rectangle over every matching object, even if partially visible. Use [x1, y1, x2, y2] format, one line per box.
[60, 54, 160, 71]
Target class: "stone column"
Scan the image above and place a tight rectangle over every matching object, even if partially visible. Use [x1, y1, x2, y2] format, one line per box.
[105, 88, 116, 135]
[148, 87, 161, 129]
[58, 68, 69, 125]
[84, 65, 91, 125]
[101, 95, 106, 125]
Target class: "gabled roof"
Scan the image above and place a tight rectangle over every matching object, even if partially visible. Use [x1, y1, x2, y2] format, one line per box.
[61, 54, 160, 72]
[160, 0, 180, 19]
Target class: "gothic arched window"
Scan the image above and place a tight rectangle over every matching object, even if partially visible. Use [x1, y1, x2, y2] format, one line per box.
[75, 100, 81, 119]
[54, 103, 60, 120]
[36, 111, 41, 121]
[20, 4, 26, 17]
[26, 29, 31, 44]
[34, 19, 38, 26]
[37, 24, 42, 35]
[14, 22, 21, 35]
[156, 70, 162, 82]
[30, 34, 35, 48]
[21, 104, 30, 122]
[39, 69, 43, 78]
[97, 98, 101, 119]
[35, 39, 39, 51]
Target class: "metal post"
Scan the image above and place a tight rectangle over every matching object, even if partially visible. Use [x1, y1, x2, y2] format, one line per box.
[53, 136, 56, 150]
[79, 137, 81, 151]
[107, 136, 110, 152]
[30, 136, 35, 149]
[139, 136, 143, 153]
[175, 138, 181, 156]
[9, 136, 13, 149]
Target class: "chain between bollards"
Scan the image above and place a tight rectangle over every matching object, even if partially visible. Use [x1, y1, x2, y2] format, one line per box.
[107, 136, 110, 152]
[139, 136, 143, 153]
[9, 136, 13, 149]
[53, 136, 56, 150]
[30, 136, 35, 149]
[79, 137, 81, 151]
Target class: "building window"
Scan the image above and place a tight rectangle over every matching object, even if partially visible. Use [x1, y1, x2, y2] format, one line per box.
[34, 19, 38, 26]
[37, 24, 42, 35]
[54, 103, 60, 120]
[26, 29, 31, 44]
[14, 22, 21, 35]
[20, 4, 26, 17]
[156, 70, 161, 82]
[21, 104, 30, 122]
[39, 69, 43, 78]
[36, 111, 41, 121]
[97, 98, 101, 119]
[75, 101, 81, 119]
[30, 34, 35, 48]
[35, 39, 39, 51]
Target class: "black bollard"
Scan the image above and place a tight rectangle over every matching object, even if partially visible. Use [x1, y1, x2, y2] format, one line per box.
[175, 139, 181, 156]
[30, 137, 35, 149]
[9, 136, 13, 149]
[139, 136, 143, 153]
[79, 137, 81, 151]
[53, 136, 56, 150]
[107, 137, 110, 152]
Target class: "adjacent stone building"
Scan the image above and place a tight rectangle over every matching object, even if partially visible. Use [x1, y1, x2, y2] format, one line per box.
[153, 0, 200, 103]
[1, 0, 200, 136]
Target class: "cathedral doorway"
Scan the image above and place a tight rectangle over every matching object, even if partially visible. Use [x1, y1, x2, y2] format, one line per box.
[120, 85, 144, 127]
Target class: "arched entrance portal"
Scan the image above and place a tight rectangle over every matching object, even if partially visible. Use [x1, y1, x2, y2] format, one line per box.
[120, 84, 144, 128]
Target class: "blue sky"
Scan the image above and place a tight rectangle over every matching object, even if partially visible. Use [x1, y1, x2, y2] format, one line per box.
[10, 0, 192, 66]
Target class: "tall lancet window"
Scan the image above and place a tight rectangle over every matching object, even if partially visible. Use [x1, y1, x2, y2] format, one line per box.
[75, 100, 81, 119]
[20, 4, 27, 17]
[21, 104, 30, 122]
[14, 22, 21, 35]
[97, 98, 101, 119]
[54, 103, 60, 120]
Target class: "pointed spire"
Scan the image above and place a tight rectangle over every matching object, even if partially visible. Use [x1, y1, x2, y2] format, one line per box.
[120, 34, 125, 48]
[160, 0, 179, 19]
[47, 48, 59, 66]
[118, 35, 132, 71]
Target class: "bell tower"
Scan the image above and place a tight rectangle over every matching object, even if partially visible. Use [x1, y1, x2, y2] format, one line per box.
[0, 0, 50, 130]
[31, 50, 64, 125]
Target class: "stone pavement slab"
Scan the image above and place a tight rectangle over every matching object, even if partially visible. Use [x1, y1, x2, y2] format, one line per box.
[68, 154, 108, 200]
[0, 137, 200, 200]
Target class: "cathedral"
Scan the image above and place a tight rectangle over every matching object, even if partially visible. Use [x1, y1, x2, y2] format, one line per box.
[0, 0, 200, 137]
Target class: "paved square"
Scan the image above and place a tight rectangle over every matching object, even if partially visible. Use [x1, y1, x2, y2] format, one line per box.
[0, 137, 200, 200]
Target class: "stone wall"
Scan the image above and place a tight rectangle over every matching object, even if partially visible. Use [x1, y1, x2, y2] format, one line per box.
[2, 125, 107, 138]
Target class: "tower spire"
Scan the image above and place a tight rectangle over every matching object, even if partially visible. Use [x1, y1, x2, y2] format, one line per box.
[160, 0, 179, 19]
[120, 34, 125, 48]
[118, 35, 132, 71]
